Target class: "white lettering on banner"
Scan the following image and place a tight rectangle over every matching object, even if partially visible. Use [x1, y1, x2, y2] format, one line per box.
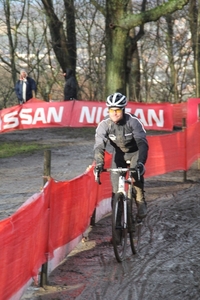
[32, 108, 47, 124]
[125, 108, 131, 113]
[3, 106, 64, 129]
[79, 107, 95, 123]
[79, 106, 108, 123]
[4, 111, 19, 129]
[148, 109, 164, 127]
[47, 107, 64, 123]
[103, 107, 108, 118]
[79, 106, 164, 126]
[134, 108, 164, 127]
[96, 107, 102, 123]
[20, 108, 33, 124]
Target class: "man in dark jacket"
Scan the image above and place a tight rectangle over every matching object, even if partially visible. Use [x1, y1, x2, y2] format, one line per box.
[94, 92, 149, 219]
[63, 68, 77, 100]
[15, 69, 37, 104]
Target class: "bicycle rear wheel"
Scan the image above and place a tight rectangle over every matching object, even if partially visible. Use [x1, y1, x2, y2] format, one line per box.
[112, 193, 127, 262]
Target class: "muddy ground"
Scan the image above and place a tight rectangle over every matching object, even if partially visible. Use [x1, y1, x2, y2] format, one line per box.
[1, 128, 200, 300]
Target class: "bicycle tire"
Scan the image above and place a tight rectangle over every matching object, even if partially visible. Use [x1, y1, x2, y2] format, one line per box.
[112, 192, 127, 262]
[127, 197, 137, 255]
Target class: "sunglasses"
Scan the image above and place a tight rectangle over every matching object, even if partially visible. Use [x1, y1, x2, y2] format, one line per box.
[109, 108, 122, 113]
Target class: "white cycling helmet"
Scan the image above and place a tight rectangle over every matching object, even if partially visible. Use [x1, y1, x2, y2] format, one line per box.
[106, 92, 127, 108]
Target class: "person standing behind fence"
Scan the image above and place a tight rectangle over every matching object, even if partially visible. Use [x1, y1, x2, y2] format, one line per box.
[15, 69, 37, 105]
[63, 68, 77, 100]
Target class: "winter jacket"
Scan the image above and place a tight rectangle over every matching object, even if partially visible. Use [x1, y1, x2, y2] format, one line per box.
[94, 112, 149, 165]
[64, 68, 77, 100]
[15, 77, 37, 104]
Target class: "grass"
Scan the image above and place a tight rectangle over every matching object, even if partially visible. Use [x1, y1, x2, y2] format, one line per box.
[0, 126, 171, 159]
[0, 142, 51, 158]
[0, 127, 96, 158]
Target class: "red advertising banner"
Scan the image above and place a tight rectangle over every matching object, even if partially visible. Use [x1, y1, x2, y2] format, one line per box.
[65, 100, 174, 130]
[187, 98, 200, 126]
[2, 98, 200, 133]
[127, 102, 173, 130]
[0, 99, 74, 133]
[70, 100, 109, 127]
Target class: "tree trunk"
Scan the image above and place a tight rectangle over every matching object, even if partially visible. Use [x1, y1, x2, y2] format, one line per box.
[165, 14, 179, 103]
[64, 0, 76, 72]
[129, 47, 141, 101]
[41, 0, 71, 72]
[105, 26, 128, 96]
[105, 0, 129, 96]
[189, 0, 200, 97]
[104, 0, 189, 98]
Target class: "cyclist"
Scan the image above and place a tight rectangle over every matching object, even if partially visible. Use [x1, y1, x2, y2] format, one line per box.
[94, 92, 149, 219]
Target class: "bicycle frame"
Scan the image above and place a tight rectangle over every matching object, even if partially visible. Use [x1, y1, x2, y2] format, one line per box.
[113, 174, 127, 232]
[118, 174, 126, 194]
[102, 167, 135, 230]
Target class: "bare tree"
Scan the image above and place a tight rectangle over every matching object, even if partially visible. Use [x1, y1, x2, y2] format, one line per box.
[136, 5, 194, 103]
[189, 0, 200, 97]
[41, 0, 76, 73]
[76, 0, 106, 100]
[0, 0, 66, 107]
[0, 0, 197, 108]
[90, 0, 189, 97]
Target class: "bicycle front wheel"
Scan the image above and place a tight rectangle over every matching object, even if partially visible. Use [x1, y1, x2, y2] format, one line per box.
[127, 197, 137, 255]
[112, 193, 127, 262]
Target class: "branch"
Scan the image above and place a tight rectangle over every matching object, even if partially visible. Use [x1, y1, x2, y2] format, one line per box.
[90, 0, 106, 17]
[131, 0, 146, 44]
[119, 0, 189, 30]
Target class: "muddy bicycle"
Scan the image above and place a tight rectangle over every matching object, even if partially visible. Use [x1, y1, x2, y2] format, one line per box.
[95, 161, 142, 262]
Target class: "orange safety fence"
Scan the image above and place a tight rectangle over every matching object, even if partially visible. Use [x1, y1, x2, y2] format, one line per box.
[145, 130, 186, 177]
[1, 124, 200, 299]
[0, 193, 49, 300]
[172, 102, 187, 127]
[185, 121, 200, 168]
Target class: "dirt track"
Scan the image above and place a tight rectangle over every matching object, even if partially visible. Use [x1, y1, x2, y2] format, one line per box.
[1, 128, 200, 300]
[0, 128, 95, 220]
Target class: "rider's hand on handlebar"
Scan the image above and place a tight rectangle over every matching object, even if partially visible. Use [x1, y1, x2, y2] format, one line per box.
[94, 163, 104, 184]
[136, 162, 145, 176]
[131, 162, 145, 181]
[94, 163, 104, 174]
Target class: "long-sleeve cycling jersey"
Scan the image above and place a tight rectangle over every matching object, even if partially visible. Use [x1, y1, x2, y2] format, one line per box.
[94, 112, 149, 166]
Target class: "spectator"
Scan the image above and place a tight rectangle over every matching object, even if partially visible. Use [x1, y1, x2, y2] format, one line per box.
[63, 68, 77, 100]
[15, 69, 37, 104]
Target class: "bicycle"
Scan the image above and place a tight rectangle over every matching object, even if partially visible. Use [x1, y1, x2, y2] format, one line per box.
[95, 161, 143, 262]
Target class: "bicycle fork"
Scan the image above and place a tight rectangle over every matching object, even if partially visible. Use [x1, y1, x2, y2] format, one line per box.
[123, 197, 127, 229]
[117, 175, 127, 229]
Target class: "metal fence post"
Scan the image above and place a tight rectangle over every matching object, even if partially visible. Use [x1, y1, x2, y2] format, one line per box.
[90, 209, 96, 226]
[182, 118, 187, 182]
[198, 104, 200, 170]
[40, 149, 51, 287]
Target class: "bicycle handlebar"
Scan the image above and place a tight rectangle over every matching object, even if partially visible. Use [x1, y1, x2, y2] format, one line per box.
[94, 167, 140, 185]
[103, 167, 136, 172]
